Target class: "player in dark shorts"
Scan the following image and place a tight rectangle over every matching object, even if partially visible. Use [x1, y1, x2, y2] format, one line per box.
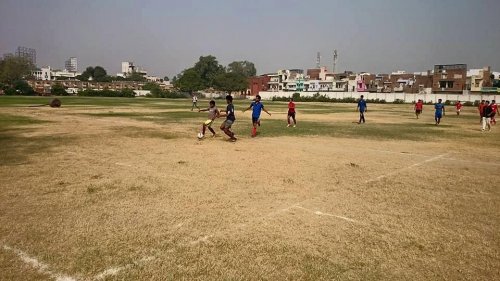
[356, 95, 367, 124]
[287, 98, 296, 127]
[243, 95, 271, 137]
[434, 99, 445, 125]
[219, 95, 237, 141]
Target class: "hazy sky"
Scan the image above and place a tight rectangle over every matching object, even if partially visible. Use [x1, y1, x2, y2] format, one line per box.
[1, 0, 499, 77]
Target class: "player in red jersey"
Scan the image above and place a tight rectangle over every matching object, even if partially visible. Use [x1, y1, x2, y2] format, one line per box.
[287, 98, 296, 127]
[490, 100, 498, 125]
[414, 99, 423, 119]
[478, 100, 486, 123]
[455, 101, 463, 116]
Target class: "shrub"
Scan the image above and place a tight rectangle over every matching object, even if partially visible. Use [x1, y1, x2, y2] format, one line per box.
[393, 99, 405, 104]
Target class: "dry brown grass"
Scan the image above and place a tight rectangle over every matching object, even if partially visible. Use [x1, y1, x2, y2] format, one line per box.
[0, 102, 499, 280]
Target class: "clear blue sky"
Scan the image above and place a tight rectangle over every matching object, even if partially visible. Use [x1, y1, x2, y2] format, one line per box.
[1, 0, 499, 77]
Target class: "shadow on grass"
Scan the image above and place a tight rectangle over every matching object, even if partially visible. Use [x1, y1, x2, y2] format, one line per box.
[0, 130, 75, 166]
[110, 126, 179, 140]
[0, 113, 69, 166]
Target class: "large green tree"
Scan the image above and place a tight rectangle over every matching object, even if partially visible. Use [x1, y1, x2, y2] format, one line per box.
[174, 68, 205, 93]
[214, 72, 248, 93]
[227, 61, 256, 77]
[51, 83, 68, 96]
[193, 55, 225, 88]
[77, 66, 111, 82]
[0, 56, 34, 85]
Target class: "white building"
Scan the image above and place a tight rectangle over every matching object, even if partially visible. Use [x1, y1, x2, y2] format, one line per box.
[64, 57, 78, 72]
[33, 66, 81, 81]
[118, 61, 148, 78]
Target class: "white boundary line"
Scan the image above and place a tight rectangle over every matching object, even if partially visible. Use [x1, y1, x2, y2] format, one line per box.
[2, 245, 77, 281]
[292, 206, 359, 223]
[365, 153, 448, 183]
[93, 256, 155, 280]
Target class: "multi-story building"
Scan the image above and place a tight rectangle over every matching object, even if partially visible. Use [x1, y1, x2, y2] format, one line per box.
[248, 75, 271, 96]
[432, 64, 467, 93]
[15, 46, 36, 65]
[64, 57, 78, 72]
[32, 66, 81, 80]
[118, 61, 148, 78]
[467, 67, 493, 92]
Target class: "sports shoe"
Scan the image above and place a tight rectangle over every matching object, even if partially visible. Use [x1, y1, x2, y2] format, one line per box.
[230, 137, 237, 142]
[287, 124, 291, 127]
[293, 125, 296, 127]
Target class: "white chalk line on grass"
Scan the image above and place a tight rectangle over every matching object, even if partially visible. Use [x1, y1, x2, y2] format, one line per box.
[365, 153, 448, 183]
[292, 206, 359, 223]
[2, 245, 77, 281]
[93, 256, 155, 280]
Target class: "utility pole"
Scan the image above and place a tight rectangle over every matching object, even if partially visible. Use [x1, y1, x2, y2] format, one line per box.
[316, 52, 321, 69]
[333, 49, 338, 74]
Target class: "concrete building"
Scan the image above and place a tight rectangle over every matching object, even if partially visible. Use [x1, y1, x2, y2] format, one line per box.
[468, 67, 493, 92]
[118, 61, 148, 78]
[248, 75, 271, 96]
[32, 66, 81, 81]
[15, 46, 36, 65]
[432, 64, 467, 93]
[64, 57, 78, 72]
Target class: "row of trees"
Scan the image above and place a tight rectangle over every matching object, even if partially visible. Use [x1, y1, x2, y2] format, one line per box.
[0, 55, 258, 96]
[174, 56, 255, 93]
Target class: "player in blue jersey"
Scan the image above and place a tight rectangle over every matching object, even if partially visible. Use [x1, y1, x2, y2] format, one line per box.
[243, 95, 271, 137]
[434, 98, 445, 125]
[356, 95, 367, 124]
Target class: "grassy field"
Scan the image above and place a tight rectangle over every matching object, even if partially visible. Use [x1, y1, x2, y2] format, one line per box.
[0, 96, 499, 280]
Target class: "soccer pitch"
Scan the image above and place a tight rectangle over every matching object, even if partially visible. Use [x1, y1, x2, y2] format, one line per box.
[0, 96, 499, 280]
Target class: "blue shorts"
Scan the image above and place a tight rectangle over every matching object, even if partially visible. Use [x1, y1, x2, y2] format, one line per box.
[435, 112, 442, 118]
[252, 117, 260, 123]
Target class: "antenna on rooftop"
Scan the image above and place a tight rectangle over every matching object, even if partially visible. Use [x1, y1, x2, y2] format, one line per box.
[333, 49, 338, 73]
[316, 52, 321, 68]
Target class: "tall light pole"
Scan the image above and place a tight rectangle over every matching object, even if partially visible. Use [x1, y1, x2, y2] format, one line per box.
[333, 49, 338, 74]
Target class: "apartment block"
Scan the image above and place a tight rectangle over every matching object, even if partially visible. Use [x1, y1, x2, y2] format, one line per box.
[432, 64, 467, 93]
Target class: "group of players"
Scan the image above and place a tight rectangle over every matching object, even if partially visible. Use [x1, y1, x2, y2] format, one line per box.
[413, 98, 498, 130]
[194, 94, 296, 142]
[192, 94, 499, 142]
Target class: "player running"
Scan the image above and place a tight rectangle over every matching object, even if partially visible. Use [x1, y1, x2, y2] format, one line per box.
[414, 99, 423, 119]
[243, 95, 271, 137]
[198, 100, 219, 138]
[219, 95, 237, 142]
[455, 101, 463, 116]
[287, 98, 297, 127]
[434, 99, 445, 125]
[191, 94, 200, 111]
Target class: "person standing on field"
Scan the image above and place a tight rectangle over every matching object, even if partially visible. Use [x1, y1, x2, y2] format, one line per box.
[490, 100, 498, 125]
[478, 100, 486, 123]
[482, 101, 493, 131]
[434, 99, 445, 125]
[455, 101, 463, 116]
[356, 95, 367, 124]
[414, 99, 423, 119]
[287, 98, 297, 127]
[191, 93, 200, 111]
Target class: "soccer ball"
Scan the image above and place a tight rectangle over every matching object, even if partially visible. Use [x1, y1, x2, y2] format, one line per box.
[197, 132, 204, 139]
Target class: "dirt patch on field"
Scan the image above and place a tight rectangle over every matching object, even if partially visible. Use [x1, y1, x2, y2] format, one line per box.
[0, 104, 499, 280]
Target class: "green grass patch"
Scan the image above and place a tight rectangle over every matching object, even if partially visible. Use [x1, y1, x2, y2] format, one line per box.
[234, 118, 481, 142]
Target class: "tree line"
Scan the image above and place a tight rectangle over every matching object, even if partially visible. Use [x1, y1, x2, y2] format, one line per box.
[0, 55, 257, 96]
